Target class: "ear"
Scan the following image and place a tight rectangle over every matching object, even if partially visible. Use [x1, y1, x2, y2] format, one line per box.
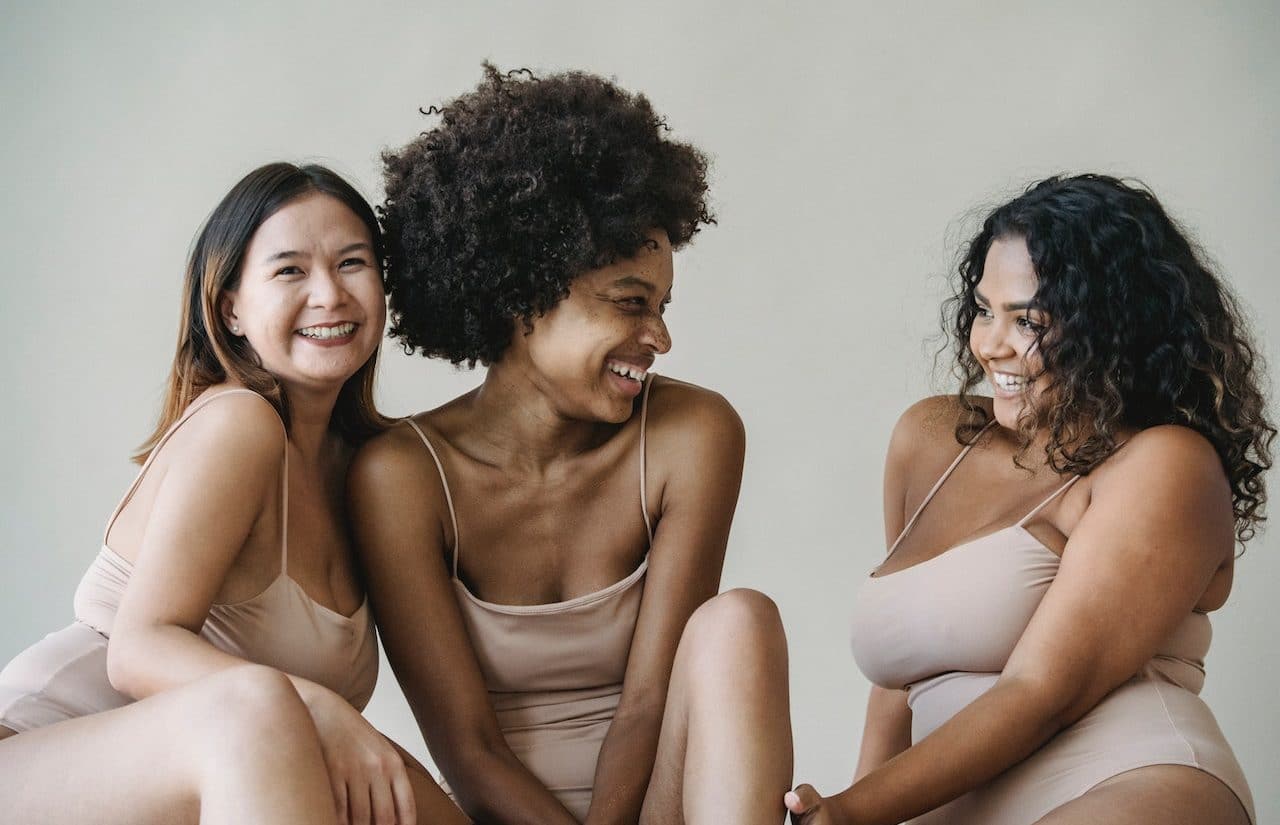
[219, 291, 242, 336]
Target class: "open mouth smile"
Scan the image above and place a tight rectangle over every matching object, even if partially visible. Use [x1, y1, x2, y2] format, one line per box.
[296, 322, 358, 340]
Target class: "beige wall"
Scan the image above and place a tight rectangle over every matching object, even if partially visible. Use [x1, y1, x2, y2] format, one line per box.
[2, 0, 1276, 817]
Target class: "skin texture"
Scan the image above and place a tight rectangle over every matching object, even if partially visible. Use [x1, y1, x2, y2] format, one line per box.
[786, 238, 1249, 825]
[350, 233, 793, 825]
[0, 192, 461, 825]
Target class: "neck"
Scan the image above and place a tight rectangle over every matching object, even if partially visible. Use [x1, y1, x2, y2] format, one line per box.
[466, 362, 616, 471]
[280, 383, 343, 464]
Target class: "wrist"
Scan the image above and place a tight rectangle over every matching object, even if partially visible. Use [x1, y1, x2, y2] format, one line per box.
[829, 786, 866, 825]
[289, 676, 330, 714]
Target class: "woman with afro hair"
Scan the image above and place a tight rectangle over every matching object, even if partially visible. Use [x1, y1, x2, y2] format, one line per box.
[349, 65, 794, 824]
[787, 175, 1270, 825]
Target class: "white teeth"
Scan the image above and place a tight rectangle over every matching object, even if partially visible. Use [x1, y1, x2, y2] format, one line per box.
[993, 372, 1025, 392]
[298, 322, 356, 339]
[607, 361, 647, 382]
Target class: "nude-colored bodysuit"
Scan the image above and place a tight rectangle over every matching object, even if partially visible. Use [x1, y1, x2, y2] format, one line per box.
[403, 377, 657, 820]
[850, 428, 1255, 824]
[0, 390, 379, 732]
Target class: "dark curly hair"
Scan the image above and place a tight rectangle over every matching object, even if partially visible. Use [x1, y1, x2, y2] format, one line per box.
[380, 64, 713, 366]
[946, 174, 1275, 544]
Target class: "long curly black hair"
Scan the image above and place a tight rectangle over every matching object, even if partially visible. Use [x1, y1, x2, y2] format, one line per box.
[380, 64, 713, 367]
[947, 174, 1275, 544]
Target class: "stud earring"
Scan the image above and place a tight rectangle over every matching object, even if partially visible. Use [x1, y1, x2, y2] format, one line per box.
[231, 324, 240, 335]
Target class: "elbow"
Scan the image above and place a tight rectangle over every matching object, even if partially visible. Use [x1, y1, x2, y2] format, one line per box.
[992, 672, 1085, 740]
[104, 625, 151, 699]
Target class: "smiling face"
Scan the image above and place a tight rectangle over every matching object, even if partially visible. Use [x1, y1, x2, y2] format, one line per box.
[969, 236, 1052, 430]
[220, 192, 385, 398]
[504, 229, 674, 424]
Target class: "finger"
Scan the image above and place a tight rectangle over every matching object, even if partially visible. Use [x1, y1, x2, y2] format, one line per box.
[349, 781, 372, 825]
[786, 784, 821, 813]
[390, 763, 417, 825]
[333, 776, 350, 825]
[369, 774, 397, 825]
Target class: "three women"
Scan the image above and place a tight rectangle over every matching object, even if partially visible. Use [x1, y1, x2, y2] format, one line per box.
[0, 67, 1270, 825]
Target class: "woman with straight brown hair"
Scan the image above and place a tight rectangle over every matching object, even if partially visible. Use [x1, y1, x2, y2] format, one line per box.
[0, 161, 466, 825]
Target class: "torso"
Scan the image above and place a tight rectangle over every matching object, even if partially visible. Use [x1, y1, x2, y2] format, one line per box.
[105, 386, 364, 616]
[877, 398, 1233, 609]
[404, 383, 658, 606]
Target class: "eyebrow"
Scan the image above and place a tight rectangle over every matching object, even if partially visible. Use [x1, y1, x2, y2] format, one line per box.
[974, 289, 1038, 312]
[263, 242, 372, 264]
[610, 275, 655, 292]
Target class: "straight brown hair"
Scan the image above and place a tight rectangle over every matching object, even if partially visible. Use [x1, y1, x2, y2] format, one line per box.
[136, 163, 391, 463]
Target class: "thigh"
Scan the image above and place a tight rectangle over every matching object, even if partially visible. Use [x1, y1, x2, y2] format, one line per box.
[0, 667, 310, 825]
[1034, 765, 1251, 825]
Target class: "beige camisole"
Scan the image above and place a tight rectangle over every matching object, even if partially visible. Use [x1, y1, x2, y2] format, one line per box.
[402, 377, 656, 819]
[0, 390, 378, 734]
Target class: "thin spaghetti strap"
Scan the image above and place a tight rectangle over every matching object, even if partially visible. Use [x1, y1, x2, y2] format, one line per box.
[884, 420, 995, 557]
[403, 418, 462, 577]
[103, 389, 271, 545]
[639, 375, 656, 545]
[1016, 474, 1082, 527]
[278, 435, 289, 575]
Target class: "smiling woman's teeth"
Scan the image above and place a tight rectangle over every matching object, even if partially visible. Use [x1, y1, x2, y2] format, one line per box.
[607, 362, 647, 382]
[298, 323, 356, 339]
[993, 372, 1024, 392]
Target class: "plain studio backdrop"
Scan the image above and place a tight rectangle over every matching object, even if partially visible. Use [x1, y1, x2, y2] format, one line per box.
[3, 0, 1277, 816]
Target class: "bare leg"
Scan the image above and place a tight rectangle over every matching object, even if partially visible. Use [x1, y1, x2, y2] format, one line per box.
[640, 588, 794, 825]
[0, 665, 338, 825]
[1034, 765, 1251, 825]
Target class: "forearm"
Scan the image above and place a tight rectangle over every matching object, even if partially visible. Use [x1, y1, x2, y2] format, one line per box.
[107, 622, 262, 698]
[583, 708, 662, 825]
[833, 679, 1063, 825]
[853, 686, 911, 781]
[444, 741, 580, 825]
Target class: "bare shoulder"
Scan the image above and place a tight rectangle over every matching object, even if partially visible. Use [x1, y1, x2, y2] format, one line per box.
[1092, 424, 1228, 492]
[165, 389, 285, 478]
[888, 394, 983, 465]
[349, 417, 445, 493]
[643, 376, 745, 454]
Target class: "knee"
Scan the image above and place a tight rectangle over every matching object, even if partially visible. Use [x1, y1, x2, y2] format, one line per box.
[682, 588, 787, 660]
[186, 665, 313, 746]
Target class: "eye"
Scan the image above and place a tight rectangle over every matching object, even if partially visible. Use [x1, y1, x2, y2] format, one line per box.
[1017, 315, 1047, 335]
[339, 257, 368, 270]
[615, 296, 648, 311]
[275, 265, 304, 278]
[973, 302, 993, 319]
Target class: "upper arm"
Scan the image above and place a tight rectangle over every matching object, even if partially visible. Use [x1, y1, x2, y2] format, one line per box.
[347, 428, 508, 763]
[616, 380, 746, 716]
[1000, 426, 1233, 724]
[112, 394, 282, 638]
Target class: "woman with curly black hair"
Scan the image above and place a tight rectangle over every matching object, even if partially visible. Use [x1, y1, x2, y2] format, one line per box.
[350, 65, 793, 824]
[787, 175, 1271, 825]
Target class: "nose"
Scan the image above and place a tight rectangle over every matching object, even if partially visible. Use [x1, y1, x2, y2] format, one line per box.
[973, 317, 1015, 362]
[309, 266, 349, 309]
[641, 311, 672, 355]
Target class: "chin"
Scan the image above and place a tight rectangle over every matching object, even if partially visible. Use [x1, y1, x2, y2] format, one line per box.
[990, 397, 1024, 430]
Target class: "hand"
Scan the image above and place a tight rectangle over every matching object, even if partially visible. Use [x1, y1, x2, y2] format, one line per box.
[784, 784, 848, 825]
[306, 686, 417, 825]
